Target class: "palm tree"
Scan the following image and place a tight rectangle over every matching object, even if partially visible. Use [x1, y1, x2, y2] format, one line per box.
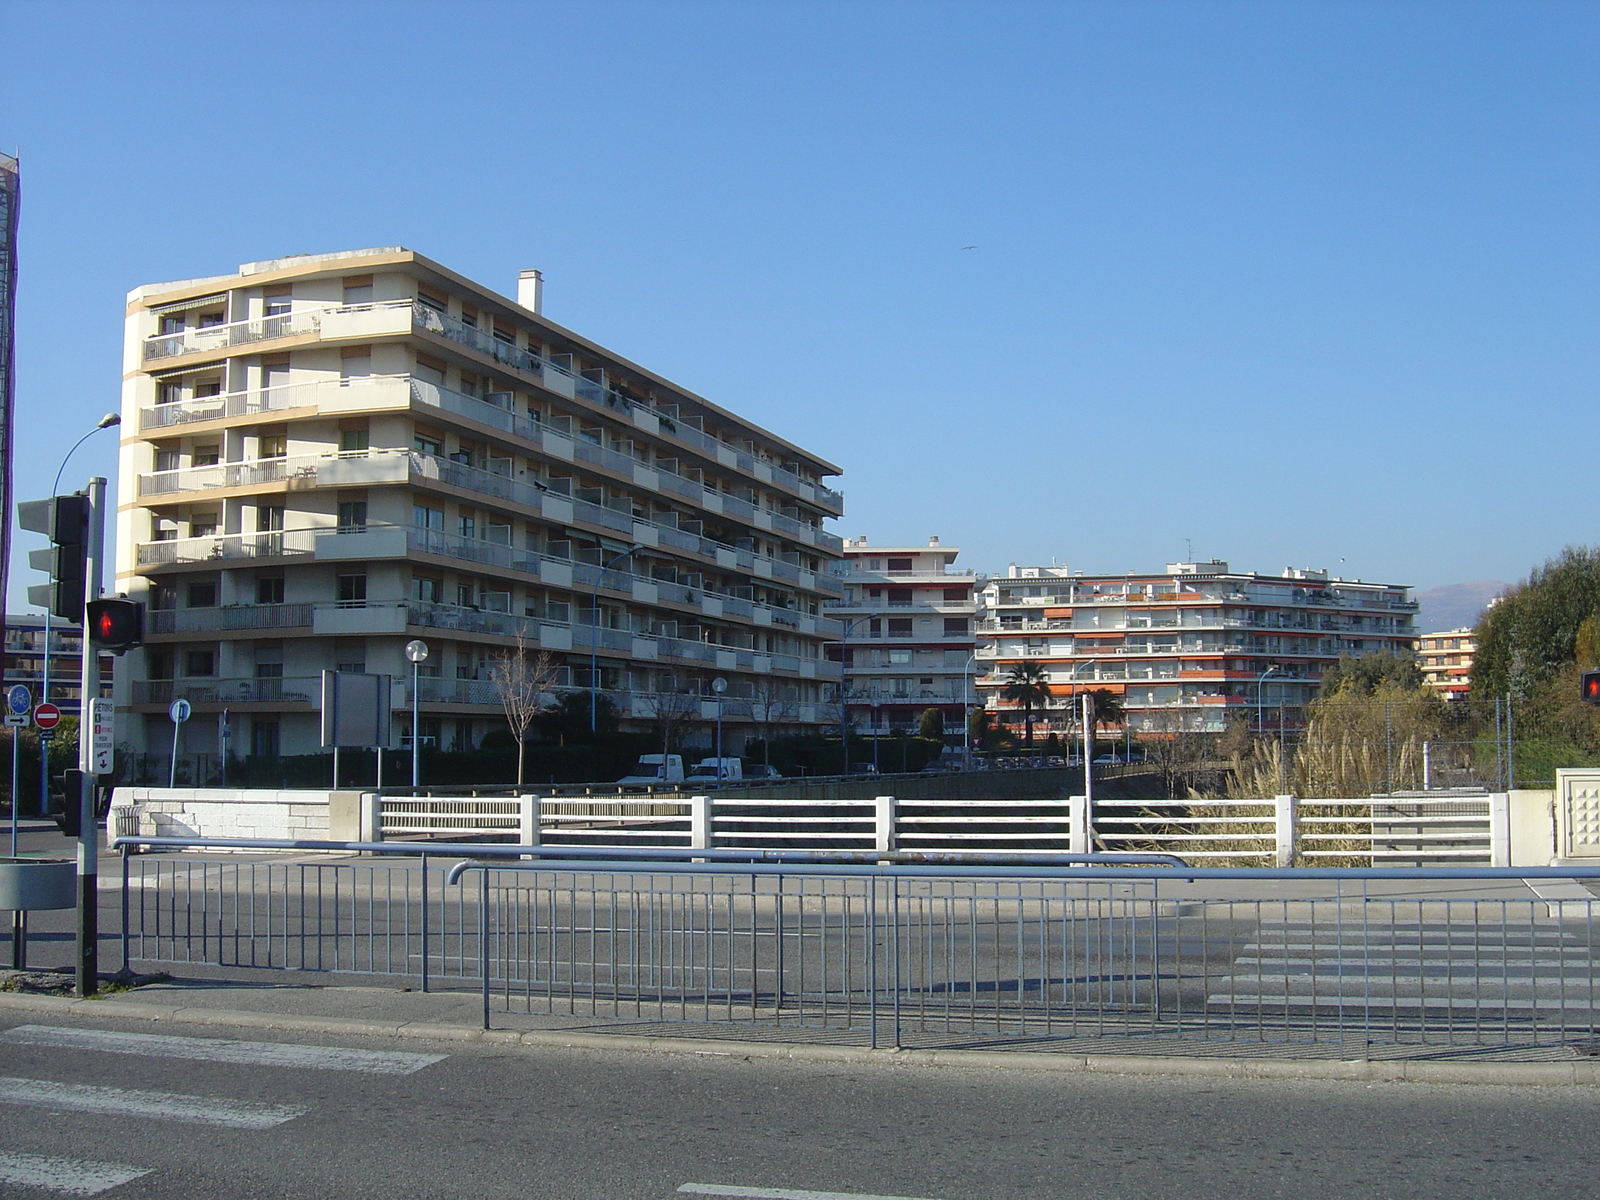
[1001, 662, 1052, 746]
[1085, 688, 1125, 757]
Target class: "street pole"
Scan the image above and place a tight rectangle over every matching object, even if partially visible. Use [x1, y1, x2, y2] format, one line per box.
[406, 640, 429, 790]
[1081, 691, 1094, 819]
[963, 654, 975, 771]
[75, 475, 105, 997]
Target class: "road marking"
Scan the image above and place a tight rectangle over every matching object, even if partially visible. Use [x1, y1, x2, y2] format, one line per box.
[0, 1076, 307, 1129]
[1, 1025, 446, 1075]
[0, 1152, 151, 1196]
[679, 1187, 948, 1200]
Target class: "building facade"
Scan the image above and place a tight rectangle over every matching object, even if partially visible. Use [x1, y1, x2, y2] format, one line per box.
[2, 615, 113, 719]
[114, 248, 844, 762]
[976, 560, 1417, 738]
[1416, 628, 1475, 701]
[826, 538, 978, 740]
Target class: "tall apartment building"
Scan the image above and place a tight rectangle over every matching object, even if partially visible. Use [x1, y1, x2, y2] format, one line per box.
[1416, 628, 1475, 701]
[976, 560, 1417, 737]
[826, 538, 978, 738]
[114, 248, 845, 762]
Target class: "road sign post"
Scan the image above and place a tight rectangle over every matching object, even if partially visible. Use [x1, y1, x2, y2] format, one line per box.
[168, 697, 191, 789]
[7, 684, 28, 856]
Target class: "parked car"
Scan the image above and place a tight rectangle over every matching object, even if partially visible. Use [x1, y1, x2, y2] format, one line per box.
[744, 764, 784, 781]
[847, 763, 879, 775]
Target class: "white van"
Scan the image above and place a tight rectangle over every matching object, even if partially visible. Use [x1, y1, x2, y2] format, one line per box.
[618, 754, 684, 786]
[685, 757, 743, 785]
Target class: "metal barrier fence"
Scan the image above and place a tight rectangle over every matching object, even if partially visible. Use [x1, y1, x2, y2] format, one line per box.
[112, 838, 1600, 1054]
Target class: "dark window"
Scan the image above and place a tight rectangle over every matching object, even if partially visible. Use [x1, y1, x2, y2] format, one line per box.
[256, 575, 285, 605]
[887, 557, 913, 572]
[888, 588, 913, 607]
[186, 582, 216, 608]
[251, 720, 280, 757]
[337, 501, 368, 532]
[943, 618, 969, 636]
[943, 587, 967, 602]
[184, 650, 215, 677]
[887, 618, 913, 637]
[337, 574, 367, 605]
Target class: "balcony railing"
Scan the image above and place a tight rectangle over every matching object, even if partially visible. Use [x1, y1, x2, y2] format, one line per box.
[139, 375, 410, 431]
[143, 309, 323, 361]
[145, 603, 314, 635]
[132, 676, 321, 705]
[135, 528, 321, 566]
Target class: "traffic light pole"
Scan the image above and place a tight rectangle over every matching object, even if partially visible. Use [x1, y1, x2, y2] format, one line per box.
[75, 476, 104, 997]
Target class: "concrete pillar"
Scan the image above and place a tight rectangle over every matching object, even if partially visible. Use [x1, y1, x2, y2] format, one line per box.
[357, 791, 382, 843]
[1068, 795, 1088, 856]
[690, 795, 713, 849]
[875, 795, 896, 855]
[518, 795, 542, 849]
[1274, 794, 1297, 868]
[1488, 792, 1510, 868]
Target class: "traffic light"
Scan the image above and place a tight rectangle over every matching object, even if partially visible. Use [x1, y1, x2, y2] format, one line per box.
[86, 597, 144, 655]
[18, 493, 89, 621]
[51, 768, 84, 837]
[1583, 670, 1600, 706]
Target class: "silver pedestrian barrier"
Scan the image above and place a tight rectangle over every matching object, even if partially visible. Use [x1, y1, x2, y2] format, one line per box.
[113, 837, 1600, 1054]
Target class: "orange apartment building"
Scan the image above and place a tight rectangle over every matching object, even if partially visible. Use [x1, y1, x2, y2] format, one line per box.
[1416, 627, 1475, 701]
[975, 560, 1418, 738]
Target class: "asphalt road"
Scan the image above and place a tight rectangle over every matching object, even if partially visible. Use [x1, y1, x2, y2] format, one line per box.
[1, 1008, 1598, 1199]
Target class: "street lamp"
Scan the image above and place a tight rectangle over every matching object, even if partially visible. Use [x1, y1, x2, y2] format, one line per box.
[962, 653, 979, 771]
[1256, 664, 1281, 736]
[590, 544, 643, 732]
[37, 412, 120, 819]
[405, 639, 429, 789]
[832, 615, 871, 776]
[711, 676, 727, 779]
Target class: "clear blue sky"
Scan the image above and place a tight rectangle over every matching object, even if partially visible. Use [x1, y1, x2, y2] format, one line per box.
[3, 0, 1595, 604]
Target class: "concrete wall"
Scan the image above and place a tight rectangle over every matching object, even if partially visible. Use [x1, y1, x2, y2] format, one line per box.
[110, 788, 367, 843]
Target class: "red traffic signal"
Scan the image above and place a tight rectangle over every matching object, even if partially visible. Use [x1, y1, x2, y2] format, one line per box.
[85, 597, 143, 655]
[1583, 670, 1600, 706]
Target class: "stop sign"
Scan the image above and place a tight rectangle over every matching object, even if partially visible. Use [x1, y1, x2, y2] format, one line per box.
[34, 702, 61, 731]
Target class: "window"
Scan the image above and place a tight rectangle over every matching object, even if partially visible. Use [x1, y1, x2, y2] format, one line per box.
[256, 575, 285, 605]
[337, 573, 367, 605]
[184, 650, 215, 677]
[459, 306, 478, 330]
[887, 557, 913, 572]
[888, 588, 913, 606]
[485, 521, 510, 546]
[251, 720, 280, 758]
[944, 587, 967, 602]
[412, 504, 443, 530]
[414, 354, 446, 387]
[186, 582, 216, 608]
[456, 584, 476, 609]
[888, 649, 912, 665]
[887, 618, 913, 637]
[414, 576, 442, 605]
[334, 638, 365, 674]
[159, 314, 185, 335]
[458, 515, 475, 540]
[189, 518, 218, 538]
[337, 501, 368, 532]
[197, 309, 225, 328]
[262, 361, 290, 392]
[413, 432, 443, 457]
[943, 618, 968, 636]
[193, 377, 222, 398]
[340, 345, 372, 378]
[259, 434, 286, 459]
[342, 275, 374, 305]
[340, 428, 369, 454]
[263, 285, 292, 316]
[154, 449, 180, 472]
[254, 661, 283, 680]
[416, 284, 447, 312]
[157, 380, 183, 405]
[256, 505, 284, 532]
[192, 444, 220, 467]
[943, 649, 968, 667]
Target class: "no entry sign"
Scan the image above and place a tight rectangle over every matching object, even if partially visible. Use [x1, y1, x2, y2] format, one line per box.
[33, 702, 61, 731]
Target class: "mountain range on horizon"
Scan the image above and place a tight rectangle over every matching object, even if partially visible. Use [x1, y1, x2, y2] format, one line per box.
[1413, 580, 1510, 634]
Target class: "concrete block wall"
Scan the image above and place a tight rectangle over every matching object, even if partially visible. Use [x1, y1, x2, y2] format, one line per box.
[109, 788, 364, 843]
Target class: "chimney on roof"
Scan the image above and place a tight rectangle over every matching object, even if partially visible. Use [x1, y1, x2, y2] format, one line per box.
[928, 536, 939, 546]
[518, 269, 544, 315]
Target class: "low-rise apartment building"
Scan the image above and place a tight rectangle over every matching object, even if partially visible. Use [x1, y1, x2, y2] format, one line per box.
[825, 537, 977, 739]
[1416, 628, 1475, 701]
[114, 248, 845, 762]
[976, 560, 1417, 737]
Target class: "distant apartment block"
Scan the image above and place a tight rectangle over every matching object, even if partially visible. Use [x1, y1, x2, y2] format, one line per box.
[114, 248, 845, 761]
[825, 537, 978, 738]
[2, 615, 113, 719]
[976, 560, 1418, 737]
[1416, 628, 1475, 701]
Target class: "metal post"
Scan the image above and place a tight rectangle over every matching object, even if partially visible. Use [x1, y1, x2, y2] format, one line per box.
[38, 611, 49, 820]
[168, 715, 180, 789]
[419, 858, 430, 993]
[1422, 740, 1431, 791]
[76, 475, 105, 997]
[1081, 692, 1094, 824]
[1506, 693, 1516, 792]
[9, 721, 17, 856]
[479, 874, 491, 1030]
[412, 659, 420, 788]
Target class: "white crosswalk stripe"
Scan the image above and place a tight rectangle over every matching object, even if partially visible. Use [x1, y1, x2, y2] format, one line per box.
[0, 1076, 308, 1129]
[680, 1188, 949, 1200]
[0, 1151, 151, 1196]
[0, 1025, 446, 1074]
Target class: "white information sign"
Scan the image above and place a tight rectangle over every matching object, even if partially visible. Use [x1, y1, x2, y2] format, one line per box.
[88, 697, 115, 775]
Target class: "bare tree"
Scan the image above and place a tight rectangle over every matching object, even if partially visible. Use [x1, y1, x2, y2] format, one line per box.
[747, 675, 802, 767]
[489, 629, 562, 786]
[640, 677, 703, 763]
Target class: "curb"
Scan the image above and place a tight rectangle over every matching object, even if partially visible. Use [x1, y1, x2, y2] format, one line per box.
[0, 990, 1592, 1086]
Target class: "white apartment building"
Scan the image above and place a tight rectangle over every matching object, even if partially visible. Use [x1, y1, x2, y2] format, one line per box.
[114, 248, 844, 762]
[977, 560, 1417, 737]
[826, 538, 978, 739]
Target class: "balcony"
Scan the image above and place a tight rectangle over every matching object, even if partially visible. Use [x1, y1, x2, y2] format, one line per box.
[145, 603, 314, 635]
[140, 376, 412, 432]
[135, 528, 319, 567]
[142, 299, 414, 363]
[132, 676, 320, 706]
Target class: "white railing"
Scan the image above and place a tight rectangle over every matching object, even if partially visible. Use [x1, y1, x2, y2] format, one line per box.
[139, 376, 408, 430]
[134, 527, 322, 566]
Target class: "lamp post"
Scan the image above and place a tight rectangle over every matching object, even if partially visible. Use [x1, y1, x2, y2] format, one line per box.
[962, 653, 978, 770]
[1256, 664, 1281, 737]
[590, 544, 643, 733]
[1067, 659, 1098, 763]
[37, 412, 120, 820]
[711, 676, 727, 779]
[405, 639, 429, 789]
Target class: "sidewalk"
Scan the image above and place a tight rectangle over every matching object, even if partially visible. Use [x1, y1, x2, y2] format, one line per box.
[1, 969, 1598, 1086]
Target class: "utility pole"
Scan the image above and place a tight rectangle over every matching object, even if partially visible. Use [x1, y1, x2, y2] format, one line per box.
[75, 476, 105, 996]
